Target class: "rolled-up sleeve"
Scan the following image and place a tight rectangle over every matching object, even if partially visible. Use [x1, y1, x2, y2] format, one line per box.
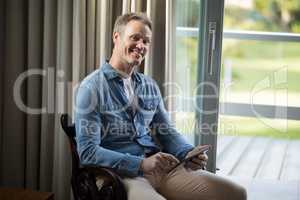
[75, 83, 143, 177]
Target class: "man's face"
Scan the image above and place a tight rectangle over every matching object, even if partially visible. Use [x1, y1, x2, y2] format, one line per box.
[113, 20, 152, 66]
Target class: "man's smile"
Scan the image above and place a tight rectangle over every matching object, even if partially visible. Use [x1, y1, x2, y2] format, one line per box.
[129, 48, 143, 59]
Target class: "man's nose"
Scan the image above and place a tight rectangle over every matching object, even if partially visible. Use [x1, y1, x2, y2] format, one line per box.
[136, 40, 146, 50]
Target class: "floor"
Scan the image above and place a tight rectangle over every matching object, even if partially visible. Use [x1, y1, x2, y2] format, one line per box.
[222, 175, 300, 200]
[216, 135, 300, 200]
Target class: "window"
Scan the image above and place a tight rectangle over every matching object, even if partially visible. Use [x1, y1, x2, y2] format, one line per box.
[217, 0, 300, 181]
[220, 0, 300, 140]
[173, 0, 201, 145]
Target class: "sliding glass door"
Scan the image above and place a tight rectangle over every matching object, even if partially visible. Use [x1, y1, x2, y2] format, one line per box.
[195, 0, 224, 173]
[173, 0, 225, 173]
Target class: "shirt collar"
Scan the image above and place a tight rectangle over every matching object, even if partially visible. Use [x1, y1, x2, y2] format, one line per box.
[101, 62, 141, 83]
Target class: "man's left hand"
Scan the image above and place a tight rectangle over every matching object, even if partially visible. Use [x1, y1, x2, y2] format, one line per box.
[184, 146, 209, 171]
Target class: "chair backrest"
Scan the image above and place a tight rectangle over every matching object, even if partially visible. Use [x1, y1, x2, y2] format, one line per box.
[60, 114, 80, 174]
[60, 114, 128, 200]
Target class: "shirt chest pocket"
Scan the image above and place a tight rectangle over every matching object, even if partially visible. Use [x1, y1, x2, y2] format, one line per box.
[138, 97, 160, 124]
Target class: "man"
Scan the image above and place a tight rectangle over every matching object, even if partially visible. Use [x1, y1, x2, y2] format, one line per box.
[75, 13, 247, 200]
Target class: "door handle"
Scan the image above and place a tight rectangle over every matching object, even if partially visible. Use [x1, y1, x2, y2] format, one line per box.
[207, 22, 217, 75]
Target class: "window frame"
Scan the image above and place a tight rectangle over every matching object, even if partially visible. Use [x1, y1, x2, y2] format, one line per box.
[173, 0, 300, 173]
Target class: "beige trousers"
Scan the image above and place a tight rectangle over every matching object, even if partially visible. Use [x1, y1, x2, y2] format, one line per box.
[123, 165, 247, 200]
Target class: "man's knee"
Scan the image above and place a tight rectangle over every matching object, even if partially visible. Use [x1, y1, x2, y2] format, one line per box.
[128, 190, 167, 200]
[220, 179, 247, 200]
[123, 177, 167, 200]
[234, 184, 247, 200]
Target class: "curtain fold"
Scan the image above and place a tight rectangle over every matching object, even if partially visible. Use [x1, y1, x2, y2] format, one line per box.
[53, 0, 74, 199]
[131, 0, 147, 12]
[122, 0, 131, 14]
[99, 0, 114, 66]
[73, 0, 87, 84]
[0, 0, 167, 199]
[0, 0, 5, 181]
[39, 0, 57, 192]
[1, 0, 27, 187]
[26, 0, 44, 189]
[165, 0, 176, 114]
[86, 0, 96, 73]
[145, 0, 166, 94]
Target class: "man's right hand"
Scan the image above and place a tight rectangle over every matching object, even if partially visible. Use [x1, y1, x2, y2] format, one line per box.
[140, 152, 179, 174]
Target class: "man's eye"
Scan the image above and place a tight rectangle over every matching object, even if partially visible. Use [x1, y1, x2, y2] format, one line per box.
[144, 39, 150, 44]
[131, 35, 140, 41]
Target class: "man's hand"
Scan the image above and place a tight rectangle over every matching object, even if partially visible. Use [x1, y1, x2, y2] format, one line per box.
[140, 152, 179, 174]
[184, 145, 209, 171]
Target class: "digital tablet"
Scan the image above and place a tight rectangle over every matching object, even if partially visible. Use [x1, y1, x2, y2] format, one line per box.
[168, 144, 212, 172]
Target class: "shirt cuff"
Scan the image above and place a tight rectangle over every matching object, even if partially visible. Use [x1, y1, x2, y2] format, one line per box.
[117, 154, 144, 177]
[177, 146, 194, 161]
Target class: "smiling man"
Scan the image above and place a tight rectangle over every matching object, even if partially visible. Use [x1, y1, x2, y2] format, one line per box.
[75, 13, 247, 200]
[110, 16, 151, 72]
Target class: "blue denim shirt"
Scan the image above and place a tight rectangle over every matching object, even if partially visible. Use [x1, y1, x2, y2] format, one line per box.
[75, 63, 194, 177]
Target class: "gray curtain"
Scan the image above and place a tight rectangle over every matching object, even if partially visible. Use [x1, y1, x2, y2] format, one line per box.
[145, 0, 167, 94]
[0, 0, 168, 199]
[0, 0, 119, 199]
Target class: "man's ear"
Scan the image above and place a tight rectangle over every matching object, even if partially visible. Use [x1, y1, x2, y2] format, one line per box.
[112, 31, 120, 44]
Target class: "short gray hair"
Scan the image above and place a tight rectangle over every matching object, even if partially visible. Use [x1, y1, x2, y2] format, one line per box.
[113, 13, 152, 35]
